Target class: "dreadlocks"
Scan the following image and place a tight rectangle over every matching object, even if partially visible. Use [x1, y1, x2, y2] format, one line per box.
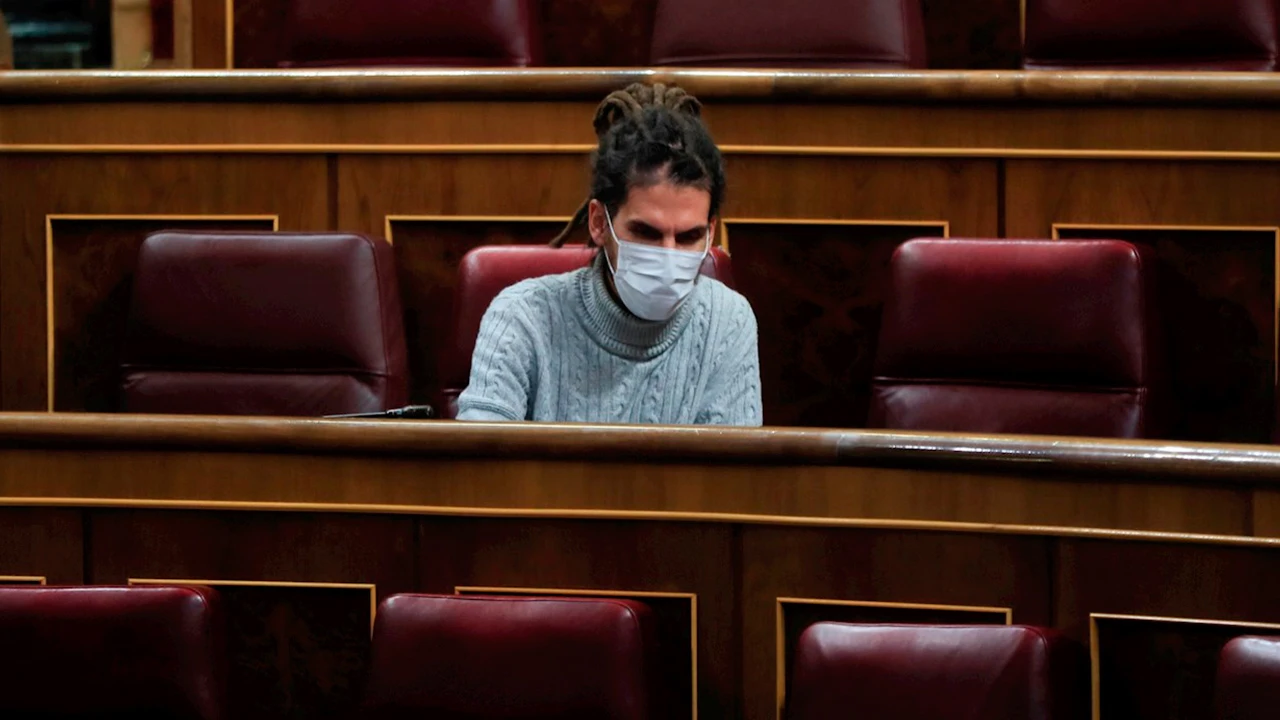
[549, 83, 726, 247]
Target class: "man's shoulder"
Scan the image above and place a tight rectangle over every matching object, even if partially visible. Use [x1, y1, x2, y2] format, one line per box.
[696, 277, 756, 324]
[489, 268, 583, 317]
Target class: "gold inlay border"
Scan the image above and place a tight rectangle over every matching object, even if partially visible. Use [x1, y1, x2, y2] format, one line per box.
[0, 575, 48, 584]
[1051, 223, 1280, 385]
[1089, 612, 1280, 720]
[44, 213, 280, 411]
[3, 495, 1278, 548]
[129, 577, 377, 629]
[6, 145, 1280, 162]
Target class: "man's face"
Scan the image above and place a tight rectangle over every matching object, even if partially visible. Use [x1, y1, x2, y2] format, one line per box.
[588, 180, 714, 269]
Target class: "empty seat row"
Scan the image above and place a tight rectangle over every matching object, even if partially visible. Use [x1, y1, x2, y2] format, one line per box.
[122, 231, 1166, 439]
[279, 0, 1279, 71]
[4, 584, 1279, 720]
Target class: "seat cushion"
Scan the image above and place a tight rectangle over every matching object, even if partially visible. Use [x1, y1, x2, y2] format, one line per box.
[0, 585, 224, 720]
[1023, 0, 1278, 70]
[282, 0, 541, 67]
[787, 623, 1086, 720]
[870, 238, 1166, 438]
[362, 594, 655, 720]
[440, 244, 734, 418]
[1217, 636, 1280, 720]
[651, 0, 926, 68]
[122, 231, 408, 416]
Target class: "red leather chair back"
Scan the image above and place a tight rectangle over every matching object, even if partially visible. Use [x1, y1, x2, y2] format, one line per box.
[651, 0, 926, 68]
[440, 244, 734, 418]
[0, 585, 225, 720]
[1023, 0, 1279, 70]
[786, 623, 1087, 720]
[1217, 636, 1280, 720]
[121, 231, 409, 416]
[282, 0, 541, 67]
[870, 238, 1167, 438]
[361, 594, 656, 720]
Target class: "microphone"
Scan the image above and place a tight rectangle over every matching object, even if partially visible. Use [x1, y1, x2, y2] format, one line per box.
[325, 405, 437, 420]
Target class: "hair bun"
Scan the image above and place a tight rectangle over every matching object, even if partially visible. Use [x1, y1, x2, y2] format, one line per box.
[591, 83, 703, 138]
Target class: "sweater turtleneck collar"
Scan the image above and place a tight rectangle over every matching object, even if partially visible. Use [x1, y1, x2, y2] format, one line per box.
[574, 253, 698, 360]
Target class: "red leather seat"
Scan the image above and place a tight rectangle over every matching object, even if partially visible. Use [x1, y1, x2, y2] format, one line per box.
[786, 623, 1087, 720]
[651, 0, 926, 68]
[0, 585, 224, 720]
[1023, 0, 1278, 70]
[281, 0, 541, 67]
[870, 238, 1167, 438]
[361, 594, 656, 720]
[440, 244, 735, 418]
[1217, 636, 1280, 720]
[121, 231, 409, 416]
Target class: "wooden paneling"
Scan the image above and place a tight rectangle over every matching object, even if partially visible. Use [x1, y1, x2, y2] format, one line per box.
[727, 221, 947, 427]
[1054, 540, 1280, 643]
[49, 216, 276, 412]
[1093, 614, 1280, 720]
[921, 0, 1020, 69]
[5, 418, 1280, 717]
[192, 0, 229, 67]
[721, 157, 992, 427]
[232, 0, 288, 68]
[338, 155, 591, 404]
[418, 518, 737, 719]
[740, 527, 1054, 720]
[387, 218, 566, 403]
[542, 0, 659, 67]
[0, 508, 83, 584]
[0, 155, 328, 410]
[1, 78, 1280, 436]
[336, 156, 590, 233]
[91, 510, 415, 720]
[1056, 226, 1277, 443]
[721, 158, 997, 235]
[1007, 161, 1280, 443]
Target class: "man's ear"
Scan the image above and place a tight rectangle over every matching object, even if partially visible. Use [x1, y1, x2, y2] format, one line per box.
[587, 199, 608, 248]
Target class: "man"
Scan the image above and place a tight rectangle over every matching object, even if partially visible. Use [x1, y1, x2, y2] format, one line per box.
[456, 83, 762, 425]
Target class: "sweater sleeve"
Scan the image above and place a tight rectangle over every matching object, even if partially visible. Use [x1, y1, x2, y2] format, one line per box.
[695, 294, 764, 427]
[456, 292, 536, 422]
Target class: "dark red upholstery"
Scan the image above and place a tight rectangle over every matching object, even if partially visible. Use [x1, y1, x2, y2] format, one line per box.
[440, 244, 734, 418]
[0, 585, 225, 720]
[282, 0, 541, 67]
[870, 238, 1166, 438]
[361, 594, 656, 720]
[1217, 636, 1280, 720]
[651, 0, 926, 68]
[786, 623, 1087, 720]
[1023, 0, 1278, 70]
[121, 231, 408, 416]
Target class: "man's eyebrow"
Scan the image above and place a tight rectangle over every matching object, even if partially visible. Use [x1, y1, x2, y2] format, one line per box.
[625, 220, 709, 235]
[677, 225, 710, 237]
[624, 219, 661, 232]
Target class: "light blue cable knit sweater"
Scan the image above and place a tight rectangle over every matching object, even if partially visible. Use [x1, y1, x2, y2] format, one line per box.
[456, 256, 762, 425]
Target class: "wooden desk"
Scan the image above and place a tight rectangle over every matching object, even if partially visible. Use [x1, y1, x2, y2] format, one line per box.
[2, 69, 1280, 442]
[3, 413, 1280, 720]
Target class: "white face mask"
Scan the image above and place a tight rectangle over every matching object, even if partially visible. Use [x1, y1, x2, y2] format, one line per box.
[603, 209, 711, 322]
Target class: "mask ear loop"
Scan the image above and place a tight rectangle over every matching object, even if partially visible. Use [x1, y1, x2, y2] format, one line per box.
[602, 208, 621, 276]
